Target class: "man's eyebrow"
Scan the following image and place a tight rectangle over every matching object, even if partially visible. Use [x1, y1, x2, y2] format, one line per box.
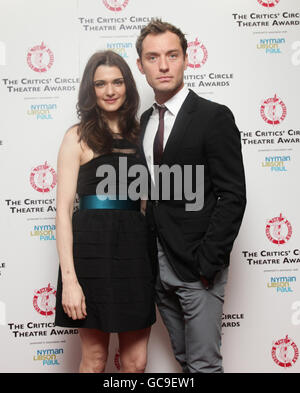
[144, 49, 180, 56]
[144, 51, 159, 56]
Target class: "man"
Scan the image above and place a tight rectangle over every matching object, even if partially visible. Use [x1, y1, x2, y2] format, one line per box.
[136, 20, 246, 373]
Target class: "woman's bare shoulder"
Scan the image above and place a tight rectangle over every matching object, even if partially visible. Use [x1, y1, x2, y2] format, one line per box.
[64, 124, 80, 142]
[57, 125, 82, 159]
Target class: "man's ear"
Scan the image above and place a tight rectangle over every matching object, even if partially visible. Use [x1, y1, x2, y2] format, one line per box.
[137, 58, 145, 74]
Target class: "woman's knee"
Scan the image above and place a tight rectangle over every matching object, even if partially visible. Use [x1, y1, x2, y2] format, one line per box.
[118, 327, 151, 373]
[120, 352, 147, 373]
[81, 348, 108, 373]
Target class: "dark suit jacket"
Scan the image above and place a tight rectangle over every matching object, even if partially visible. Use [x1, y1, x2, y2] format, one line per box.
[140, 89, 246, 283]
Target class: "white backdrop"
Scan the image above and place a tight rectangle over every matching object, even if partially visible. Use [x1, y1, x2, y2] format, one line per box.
[0, 0, 299, 373]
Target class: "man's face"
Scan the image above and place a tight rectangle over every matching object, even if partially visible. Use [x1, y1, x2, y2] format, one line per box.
[137, 31, 188, 103]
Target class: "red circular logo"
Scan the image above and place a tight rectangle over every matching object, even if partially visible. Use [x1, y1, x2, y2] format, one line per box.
[187, 38, 208, 69]
[30, 161, 57, 193]
[33, 283, 56, 316]
[258, 0, 280, 7]
[265, 213, 292, 245]
[272, 335, 299, 368]
[260, 94, 287, 125]
[103, 0, 129, 11]
[27, 42, 54, 73]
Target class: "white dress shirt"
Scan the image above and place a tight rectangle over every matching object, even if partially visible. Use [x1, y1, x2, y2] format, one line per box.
[143, 85, 189, 181]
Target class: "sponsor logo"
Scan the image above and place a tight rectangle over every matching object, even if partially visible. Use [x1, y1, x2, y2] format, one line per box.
[106, 42, 132, 58]
[30, 161, 57, 193]
[265, 213, 292, 245]
[27, 42, 54, 73]
[257, 38, 285, 54]
[260, 94, 287, 125]
[258, 0, 280, 7]
[27, 103, 57, 120]
[30, 224, 56, 241]
[261, 155, 290, 172]
[267, 275, 296, 293]
[33, 283, 56, 316]
[271, 335, 299, 368]
[187, 38, 208, 69]
[33, 348, 63, 366]
[103, 0, 129, 12]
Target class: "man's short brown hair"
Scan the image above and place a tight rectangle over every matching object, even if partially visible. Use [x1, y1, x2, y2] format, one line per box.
[136, 19, 188, 58]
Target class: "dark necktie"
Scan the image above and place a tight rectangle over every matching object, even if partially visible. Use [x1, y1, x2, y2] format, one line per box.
[153, 105, 167, 165]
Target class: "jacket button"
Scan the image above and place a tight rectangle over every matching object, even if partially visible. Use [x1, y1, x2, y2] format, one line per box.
[154, 201, 159, 207]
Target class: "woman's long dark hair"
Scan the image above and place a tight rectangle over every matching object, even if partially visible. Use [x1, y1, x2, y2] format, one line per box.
[76, 50, 140, 155]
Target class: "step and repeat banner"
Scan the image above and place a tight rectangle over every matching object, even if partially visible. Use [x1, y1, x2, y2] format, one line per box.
[0, 0, 299, 373]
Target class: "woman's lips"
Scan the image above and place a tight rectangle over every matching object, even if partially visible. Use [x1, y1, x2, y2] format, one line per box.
[104, 98, 118, 104]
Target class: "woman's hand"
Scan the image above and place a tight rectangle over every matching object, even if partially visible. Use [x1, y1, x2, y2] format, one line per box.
[62, 281, 87, 320]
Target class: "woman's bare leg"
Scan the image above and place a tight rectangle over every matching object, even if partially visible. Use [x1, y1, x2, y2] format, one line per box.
[78, 328, 110, 373]
[118, 327, 151, 373]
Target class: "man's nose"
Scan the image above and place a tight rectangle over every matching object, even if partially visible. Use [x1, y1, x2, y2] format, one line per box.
[159, 56, 169, 72]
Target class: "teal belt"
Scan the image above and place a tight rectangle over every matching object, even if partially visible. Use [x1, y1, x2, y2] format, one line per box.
[79, 195, 140, 211]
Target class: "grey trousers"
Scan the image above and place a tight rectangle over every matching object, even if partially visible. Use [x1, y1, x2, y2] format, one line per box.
[155, 239, 228, 373]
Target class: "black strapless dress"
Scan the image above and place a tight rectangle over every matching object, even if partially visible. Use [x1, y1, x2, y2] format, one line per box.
[54, 139, 156, 332]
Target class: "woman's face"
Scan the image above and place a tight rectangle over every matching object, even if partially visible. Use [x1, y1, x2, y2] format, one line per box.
[93, 65, 126, 113]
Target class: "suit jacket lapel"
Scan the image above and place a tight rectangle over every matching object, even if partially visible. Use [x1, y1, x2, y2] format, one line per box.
[140, 107, 153, 144]
[139, 106, 156, 195]
[139, 90, 198, 165]
[162, 90, 197, 164]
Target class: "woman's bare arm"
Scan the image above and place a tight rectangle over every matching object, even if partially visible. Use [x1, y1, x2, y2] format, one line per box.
[55, 126, 87, 320]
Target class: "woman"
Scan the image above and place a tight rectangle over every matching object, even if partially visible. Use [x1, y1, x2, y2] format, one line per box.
[54, 50, 156, 373]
